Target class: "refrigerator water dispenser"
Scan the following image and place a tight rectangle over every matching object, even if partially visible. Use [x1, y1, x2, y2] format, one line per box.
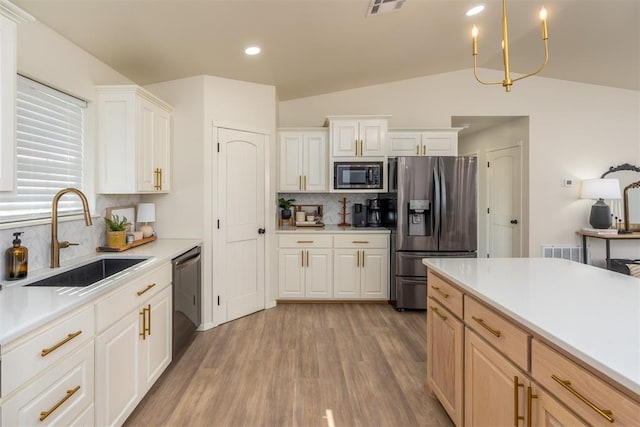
[408, 199, 431, 236]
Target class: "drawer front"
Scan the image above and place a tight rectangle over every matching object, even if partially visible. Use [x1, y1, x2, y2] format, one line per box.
[2, 341, 94, 427]
[426, 271, 463, 318]
[1, 306, 95, 398]
[333, 234, 388, 249]
[95, 262, 171, 333]
[278, 234, 333, 248]
[532, 340, 640, 426]
[464, 296, 529, 370]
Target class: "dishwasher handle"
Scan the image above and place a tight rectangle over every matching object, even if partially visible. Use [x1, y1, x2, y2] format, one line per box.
[175, 253, 201, 270]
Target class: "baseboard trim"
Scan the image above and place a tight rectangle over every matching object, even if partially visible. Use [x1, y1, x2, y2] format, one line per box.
[276, 299, 388, 304]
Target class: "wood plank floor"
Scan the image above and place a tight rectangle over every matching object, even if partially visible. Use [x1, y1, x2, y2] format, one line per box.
[124, 303, 453, 427]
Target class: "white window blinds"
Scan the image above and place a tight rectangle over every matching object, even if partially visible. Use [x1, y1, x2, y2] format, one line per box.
[0, 75, 87, 223]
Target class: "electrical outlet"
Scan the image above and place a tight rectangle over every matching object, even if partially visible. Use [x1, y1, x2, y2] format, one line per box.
[562, 178, 574, 188]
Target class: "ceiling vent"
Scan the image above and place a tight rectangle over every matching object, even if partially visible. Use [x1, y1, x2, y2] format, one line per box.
[366, 0, 406, 16]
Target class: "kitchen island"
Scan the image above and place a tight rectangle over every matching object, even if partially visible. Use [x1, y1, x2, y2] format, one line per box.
[423, 257, 639, 426]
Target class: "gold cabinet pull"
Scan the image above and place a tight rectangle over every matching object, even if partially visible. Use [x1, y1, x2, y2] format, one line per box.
[301, 250, 305, 267]
[423, 145, 426, 156]
[299, 175, 302, 190]
[472, 316, 502, 338]
[306, 250, 309, 267]
[551, 374, 614, 423]
[430, 285, 449, 299]
[140, 307, 147, 339]
[137, 283, 156, 296]
[297, 240, 314, 244]
[154, 168, 162, 190]
[416, 145, 420, 155]
[526, 386, 538, 427]
[356, 251, 360, 267]
[146, 304, 151, 336]
[41, 331, 82, 357]
[361, 250, 365, 267]
[352, 240, 370, 244]
[513, 376, 525, 426]
[39, 385, 80, 421]
[304, 175, 307, 190]
[430, 305, 447, 321]
[355, 140, 358, 156]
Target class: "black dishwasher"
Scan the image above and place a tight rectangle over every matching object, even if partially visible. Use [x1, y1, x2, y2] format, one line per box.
[172, 246, 201, 358]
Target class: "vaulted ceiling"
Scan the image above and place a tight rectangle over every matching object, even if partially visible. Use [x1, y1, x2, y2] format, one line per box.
[13, 0, 640, 100]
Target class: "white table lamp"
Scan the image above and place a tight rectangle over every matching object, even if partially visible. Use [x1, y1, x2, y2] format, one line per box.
[137, 203, 156, 238]
[581, 178, 621, 229]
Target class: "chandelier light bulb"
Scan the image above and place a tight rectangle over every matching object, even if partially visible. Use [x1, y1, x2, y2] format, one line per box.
[539, 7, 547, 20]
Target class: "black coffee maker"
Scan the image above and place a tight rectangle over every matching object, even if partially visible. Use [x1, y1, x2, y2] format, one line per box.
[366, 198, 382, 227]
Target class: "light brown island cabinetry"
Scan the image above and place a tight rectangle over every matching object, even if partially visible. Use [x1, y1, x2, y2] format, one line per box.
[426, 269, 640, 427]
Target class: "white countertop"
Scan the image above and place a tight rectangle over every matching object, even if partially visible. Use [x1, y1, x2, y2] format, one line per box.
[0, 238, 201, 347]
[422, 257, 640, 397]
[277, 224, 390, 234]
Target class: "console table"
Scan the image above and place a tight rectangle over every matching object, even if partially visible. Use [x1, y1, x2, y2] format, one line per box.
[576, 230, 640, 268]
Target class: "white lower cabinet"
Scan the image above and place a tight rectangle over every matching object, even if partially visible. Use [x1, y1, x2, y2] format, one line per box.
[1, 341, 94, 427]
[277, 232, 389, 300]
[95, 283, 172, 427]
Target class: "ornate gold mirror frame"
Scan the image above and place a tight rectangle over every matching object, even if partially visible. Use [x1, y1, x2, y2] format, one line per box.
[602, 163, 640, 231]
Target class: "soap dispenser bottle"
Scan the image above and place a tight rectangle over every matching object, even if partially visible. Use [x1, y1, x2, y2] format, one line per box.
[5, 232, 28, 280]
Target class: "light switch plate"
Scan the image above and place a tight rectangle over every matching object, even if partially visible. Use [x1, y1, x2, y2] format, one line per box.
[562, 178, 574, 188]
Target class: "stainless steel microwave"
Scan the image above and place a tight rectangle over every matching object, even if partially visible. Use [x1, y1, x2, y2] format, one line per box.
[334, 161, 383, 190]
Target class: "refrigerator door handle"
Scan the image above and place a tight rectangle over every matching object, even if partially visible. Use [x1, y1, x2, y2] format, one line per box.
[439, 159, 447, 239]
[433, 166, 441, 237]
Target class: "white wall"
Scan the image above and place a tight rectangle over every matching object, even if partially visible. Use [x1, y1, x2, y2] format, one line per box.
[0, 20, 138, 277]
[279, 69, 640, 261]
[144, 75, 277, 329]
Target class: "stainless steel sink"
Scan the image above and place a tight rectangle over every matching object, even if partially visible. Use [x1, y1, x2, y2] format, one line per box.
[26, 258, 147, 288]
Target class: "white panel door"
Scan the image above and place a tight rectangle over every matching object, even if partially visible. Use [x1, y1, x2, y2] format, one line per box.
[278, 132, 303, 192]
[305, 249, 332, 298]
[139, 287, 172, 391]
[388, 132, 421, 156]
[331, 120, 359, 157]
[303, 132, 327, 191]
[359, 120, 386, 157]
[137, 98, 156, 192]
[278, 249, 305, 298]
[217, 128, 266, 322]
[486, 145, 522, 257]
[423, 131, 458, 156]
[154, 108, 171, 191]
[333, 250, 360, 298]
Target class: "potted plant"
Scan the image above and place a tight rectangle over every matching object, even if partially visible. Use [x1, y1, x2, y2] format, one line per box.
[278, 197, 295, 220]
[104, 214, 131, 247]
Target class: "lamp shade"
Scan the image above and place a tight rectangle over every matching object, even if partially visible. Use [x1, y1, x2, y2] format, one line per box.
[137, 203, 156, 223]
[580, 178, 621, 200]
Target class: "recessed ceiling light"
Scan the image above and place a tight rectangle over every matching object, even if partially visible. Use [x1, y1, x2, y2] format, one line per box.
[245, 46, 261, 56]
[466, 5, 485, 16]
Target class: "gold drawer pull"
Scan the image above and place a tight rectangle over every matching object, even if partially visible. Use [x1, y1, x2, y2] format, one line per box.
[431, 285, 449, 299]
[297, 240, 314, 244]
[137, 283, 156, 296]
[39, 385, 80, 421]
[352, 240, 370, 244]
[430, 305, 447, 320]
[41, 331, 82, 357]
[513, 376, 525, 426]
[527, 386, 538, 427]
[551, 374, 614, 423]
[472, 316, 502, 338]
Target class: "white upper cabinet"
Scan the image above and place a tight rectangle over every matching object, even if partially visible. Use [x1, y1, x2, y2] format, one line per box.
[96, 85, 172, 194]
[0, 13, 16, 191]
[278, 129, 327, 192]
[328, 116, 388, 157]
[388, 129, 460, 157]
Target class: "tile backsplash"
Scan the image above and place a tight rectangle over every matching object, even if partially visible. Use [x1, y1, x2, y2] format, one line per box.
[0, 194, 140, 280]
[278, 193, 374, 225]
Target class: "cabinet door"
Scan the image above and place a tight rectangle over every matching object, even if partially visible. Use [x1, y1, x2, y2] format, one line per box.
[140, 286, 172, 391]
[278, 249, 305, 298]
[95, 310, 141, 427]
[0, 14, 16, 191]
[303, 132, 327, 191]
[137, 97, 157, 192]
[388, 132, 421, 156]
[427, 299, 463, 427]
[359, 119, 387, 157]
[465, 329, 525, 427]
[532, 386, 587, 427]
[360, 248, 388, 299]
[333, 250, 360, 298]
[305, 249, 332, 298]
[278, 132, 304, 192]
[331, 120, 359, 157]
[154, 107, 171, 192]
[423, 131, 458, 156]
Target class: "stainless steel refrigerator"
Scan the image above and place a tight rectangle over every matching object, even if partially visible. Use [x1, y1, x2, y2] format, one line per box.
[387, 156, 477, 310]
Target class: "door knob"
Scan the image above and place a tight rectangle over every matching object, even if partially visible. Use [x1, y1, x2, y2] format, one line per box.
[510, 219, 518, 224]
[258, 228, 266, 234]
